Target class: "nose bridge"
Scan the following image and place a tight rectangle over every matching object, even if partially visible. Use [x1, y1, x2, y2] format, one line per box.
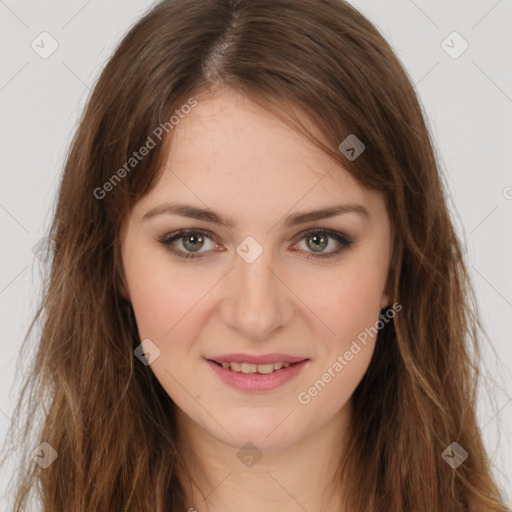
[223, 238, 293, 339]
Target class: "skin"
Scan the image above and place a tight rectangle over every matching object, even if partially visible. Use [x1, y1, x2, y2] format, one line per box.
[120, 88, 392, 512]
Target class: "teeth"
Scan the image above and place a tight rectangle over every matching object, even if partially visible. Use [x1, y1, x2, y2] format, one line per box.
[219, 361, 294, 373]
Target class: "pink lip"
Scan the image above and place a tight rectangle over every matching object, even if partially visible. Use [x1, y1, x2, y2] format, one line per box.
[207, 353, 308, 365]
[206, 358, 310, 392]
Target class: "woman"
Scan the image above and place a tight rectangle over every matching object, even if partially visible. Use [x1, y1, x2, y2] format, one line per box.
[2, 0, 508, 510]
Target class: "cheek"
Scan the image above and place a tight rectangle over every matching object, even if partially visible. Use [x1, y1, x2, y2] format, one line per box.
[296, 267, 383, 413]
[122, 248, 202, 340]
[305, 261, 387, 349]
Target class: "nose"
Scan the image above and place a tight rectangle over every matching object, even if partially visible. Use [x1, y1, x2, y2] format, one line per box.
[219, 245, 295, 342]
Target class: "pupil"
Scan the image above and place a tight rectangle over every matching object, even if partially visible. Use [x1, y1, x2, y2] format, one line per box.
[308, 234, 327, 252]
[183, 234, 204, 252]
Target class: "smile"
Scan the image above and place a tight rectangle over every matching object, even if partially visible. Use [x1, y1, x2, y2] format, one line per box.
[212, 361, 295, 374]
[206, 358, 310, 392]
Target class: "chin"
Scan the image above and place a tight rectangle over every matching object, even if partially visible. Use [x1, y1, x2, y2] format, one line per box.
[211, 412, 301, 451]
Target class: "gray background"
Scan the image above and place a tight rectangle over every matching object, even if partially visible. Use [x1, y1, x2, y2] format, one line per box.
[1, 0, 511, 507]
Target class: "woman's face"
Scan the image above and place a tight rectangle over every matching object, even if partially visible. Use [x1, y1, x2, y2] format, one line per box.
[120, 89, 391, 452]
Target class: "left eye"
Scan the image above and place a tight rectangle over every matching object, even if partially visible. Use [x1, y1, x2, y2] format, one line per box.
[158, 228, 353, 261]
[292, 229, 353, 259]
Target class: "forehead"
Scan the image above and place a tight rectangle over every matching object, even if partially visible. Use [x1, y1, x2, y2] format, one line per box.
[169, 89, 334, 178]
[133, 89, 385, 224]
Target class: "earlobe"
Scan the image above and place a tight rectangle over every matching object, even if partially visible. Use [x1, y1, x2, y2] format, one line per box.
[116, 257, 130, 300]
[380, 277, 393, 310]
[118, 273, 130, 301]
[380, 288, 391, 310]
[380, 295, 390, 310]
[119, 283, 130, 300]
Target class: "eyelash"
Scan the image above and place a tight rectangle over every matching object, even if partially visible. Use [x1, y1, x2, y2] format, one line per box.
[157, 228, 353, 261]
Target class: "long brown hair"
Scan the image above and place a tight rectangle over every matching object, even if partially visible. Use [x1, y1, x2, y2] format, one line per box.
[2, 0, 508, 510]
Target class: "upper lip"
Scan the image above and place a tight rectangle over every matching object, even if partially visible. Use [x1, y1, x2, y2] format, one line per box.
[207, 353, 309, 365]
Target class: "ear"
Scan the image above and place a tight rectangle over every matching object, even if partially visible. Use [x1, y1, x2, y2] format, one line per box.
[380, 292, 390, 310]
[117, 270, 130, 301]
[119, 282, 130, 301]
[380, 281, 392, 310]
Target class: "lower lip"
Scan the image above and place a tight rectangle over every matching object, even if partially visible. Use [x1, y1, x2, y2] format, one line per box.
[206, 359, 310, 392]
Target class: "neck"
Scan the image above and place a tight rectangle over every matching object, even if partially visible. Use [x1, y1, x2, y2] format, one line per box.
[174, 401, 352, 512]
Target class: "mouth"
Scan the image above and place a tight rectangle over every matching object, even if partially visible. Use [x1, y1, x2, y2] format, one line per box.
[207, 359, 306, 374]
[205, 357, 310, 392]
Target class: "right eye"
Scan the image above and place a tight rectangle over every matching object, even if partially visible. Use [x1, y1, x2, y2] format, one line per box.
[158, 229, 220, 260]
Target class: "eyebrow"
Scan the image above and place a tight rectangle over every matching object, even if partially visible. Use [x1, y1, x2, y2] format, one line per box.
[142, 202, 370, 228]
